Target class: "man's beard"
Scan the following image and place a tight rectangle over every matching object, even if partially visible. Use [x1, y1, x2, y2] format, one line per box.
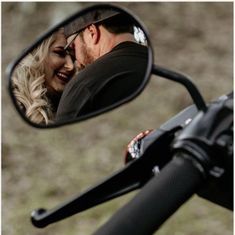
[77, 43, 95, 71]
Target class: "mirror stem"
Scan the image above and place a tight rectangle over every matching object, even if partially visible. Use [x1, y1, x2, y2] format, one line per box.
[152, 64, 207, 112]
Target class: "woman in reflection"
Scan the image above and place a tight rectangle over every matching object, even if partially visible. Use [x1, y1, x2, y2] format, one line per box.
[12, 28, 76, 125]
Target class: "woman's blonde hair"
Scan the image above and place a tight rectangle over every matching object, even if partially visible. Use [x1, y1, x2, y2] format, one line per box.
[12, 35, 55, 125]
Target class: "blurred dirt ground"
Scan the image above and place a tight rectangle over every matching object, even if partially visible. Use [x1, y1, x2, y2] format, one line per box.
[2, 2, 233, 235]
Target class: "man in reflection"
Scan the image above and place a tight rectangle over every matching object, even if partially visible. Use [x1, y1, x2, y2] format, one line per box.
[56, 8, 148, 122]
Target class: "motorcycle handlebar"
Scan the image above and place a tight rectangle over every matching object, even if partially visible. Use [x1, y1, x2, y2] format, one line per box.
[93, 153, 205, 235]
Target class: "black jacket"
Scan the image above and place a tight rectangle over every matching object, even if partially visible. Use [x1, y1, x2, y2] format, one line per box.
[56, 41, 148, 122]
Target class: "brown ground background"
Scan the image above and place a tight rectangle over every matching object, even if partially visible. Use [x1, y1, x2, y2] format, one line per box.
[2, 2, 233, 235]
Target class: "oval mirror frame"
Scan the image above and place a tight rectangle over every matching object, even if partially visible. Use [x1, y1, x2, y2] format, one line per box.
[7, 3, 154, 128]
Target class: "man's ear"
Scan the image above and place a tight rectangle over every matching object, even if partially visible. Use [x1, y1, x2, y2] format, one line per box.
[87, 24, 100, 44]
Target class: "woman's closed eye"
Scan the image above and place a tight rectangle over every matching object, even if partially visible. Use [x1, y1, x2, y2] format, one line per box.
[53, 49, 67, 58]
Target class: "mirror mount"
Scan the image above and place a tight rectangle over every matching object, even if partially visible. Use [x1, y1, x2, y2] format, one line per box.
[152, 64, 207, 112]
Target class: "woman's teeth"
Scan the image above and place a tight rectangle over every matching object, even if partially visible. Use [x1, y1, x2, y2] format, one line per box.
[57, 72, 68, 81]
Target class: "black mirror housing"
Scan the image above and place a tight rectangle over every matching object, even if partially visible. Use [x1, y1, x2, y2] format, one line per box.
[7, 4, 154, 128]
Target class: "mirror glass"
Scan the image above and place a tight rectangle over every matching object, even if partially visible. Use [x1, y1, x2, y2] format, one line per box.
[9, 4, 153, 128]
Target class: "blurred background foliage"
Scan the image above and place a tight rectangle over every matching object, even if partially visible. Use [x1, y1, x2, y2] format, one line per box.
[2, 2, 233, 235]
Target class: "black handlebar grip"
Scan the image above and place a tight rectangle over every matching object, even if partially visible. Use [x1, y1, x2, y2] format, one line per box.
[93, 154, 205, 235]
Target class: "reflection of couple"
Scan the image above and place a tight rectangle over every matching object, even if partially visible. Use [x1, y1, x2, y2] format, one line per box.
[13, 8, 148, 125]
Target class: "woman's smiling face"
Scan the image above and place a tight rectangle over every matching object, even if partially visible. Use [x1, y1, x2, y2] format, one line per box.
[44, 29, 75, 95]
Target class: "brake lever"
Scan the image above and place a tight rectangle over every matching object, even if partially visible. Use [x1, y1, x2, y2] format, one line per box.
[31, 127, 178, 228]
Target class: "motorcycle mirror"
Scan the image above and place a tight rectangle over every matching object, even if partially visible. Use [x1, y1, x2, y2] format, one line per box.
[7, 4, 153, 128]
